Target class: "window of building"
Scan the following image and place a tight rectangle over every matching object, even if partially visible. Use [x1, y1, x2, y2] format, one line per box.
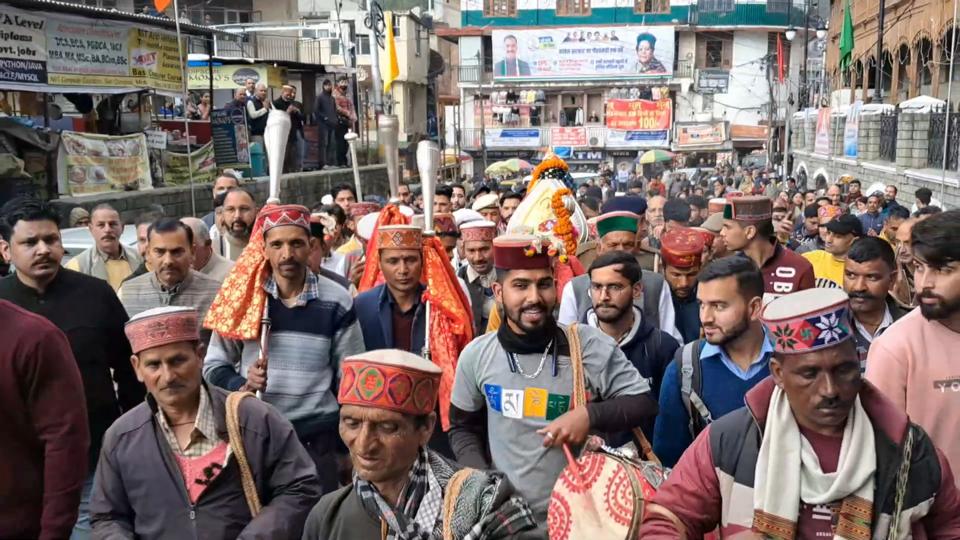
[484, 0, 517, 17]
[557, 0, 591, 16]
[358, 34, 371, 55]
[392, 15, 401, 37]
[699, 0, 734, 13]
[634, 0, 670, 13]
[482, 35, 494, 71]
[697, 33, 732, 69]
[766, 32, 791, 70]
[702, 93, 714, 112]
[765, 0, 789, 13]
[416, 25, 422, 56]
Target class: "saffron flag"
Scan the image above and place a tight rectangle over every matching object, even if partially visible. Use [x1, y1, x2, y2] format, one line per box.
[154, 0, 171, 13]
[384, 12, 401, 94]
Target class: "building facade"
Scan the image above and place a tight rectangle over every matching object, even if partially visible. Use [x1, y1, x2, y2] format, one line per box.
[451, 0, 808, 175]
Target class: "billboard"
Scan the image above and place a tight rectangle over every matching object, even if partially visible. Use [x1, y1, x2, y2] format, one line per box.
[491, 26, 675, 80]
[814, 107, 832, 155]
[484, 128, 541, 148]
[675, 122, 727, 148]
[605, 99, 672, 148]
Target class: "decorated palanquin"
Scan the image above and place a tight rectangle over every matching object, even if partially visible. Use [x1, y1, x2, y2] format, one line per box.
[506, 155, 590, 251]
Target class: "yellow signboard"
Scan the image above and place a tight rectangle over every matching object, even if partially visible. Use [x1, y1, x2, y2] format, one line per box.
[188, 64, 287, 90]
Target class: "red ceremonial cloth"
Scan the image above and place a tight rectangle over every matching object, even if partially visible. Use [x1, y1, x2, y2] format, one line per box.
[556, 254, 585, 299]
[358, 205, 411, 293]
[203, 204, 275, 340]
[358, 205, 474, 430]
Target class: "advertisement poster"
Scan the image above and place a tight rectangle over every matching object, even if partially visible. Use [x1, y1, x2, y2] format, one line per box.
[163, 142, 216, 186]
[0, 8, 48, 85]
[843, 101, 862, 158]
[188, 64, 287, 90]
[484, 128, 541, 148]
[550, 127, 587, 147]
[58, 131, 151, 196]
[492, 26, 675, 80]
[0, 4, 183, 92]
[814, 107, 832, 155]
[210, 108, 250, 170]
[605, 99, 672, 130]
[675, 122, 727, 147]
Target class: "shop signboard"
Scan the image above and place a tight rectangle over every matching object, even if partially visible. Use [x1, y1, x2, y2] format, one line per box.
[58, 131, 151, 196]
[188, 64, 288, 90]
[210, 108, 250, 171]
[163, 141, 216, 186]
[145, 129, 168, 150]
[843, 101, 862, 158]
[484, 128, 541, 148]
[492, 26, 675, 80]
[0, 8, 48, 84]
[675, 122, 727, 148]
[550, 127, 587, 147]
[0, 4, 184, 92]
[696, 69, 730, 94]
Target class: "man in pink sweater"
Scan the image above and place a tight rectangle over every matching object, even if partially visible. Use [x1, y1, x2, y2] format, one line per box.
[867, 209, 960, 481]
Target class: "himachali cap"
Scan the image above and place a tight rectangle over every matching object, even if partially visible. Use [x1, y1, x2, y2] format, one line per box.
[691, 226, 715, 249]
[460, 220, 497, 243]
[349, 201, 381, 219]
[494, 234, 552, 270]
[701, 212, 724, 234]
[661, 228, 706, 268]
[378, 225, 422, 250]
[708, 198, 727, 215]
[453, 208, 484, 227]
[125, 306, 200, 354]
[762, 288, 853, 354]
[595, 211, 640, 238]
[723, 196, 772, 223]
[338, 349, 442, 416]
[357, 212, 380, 242]
[433, 213, 458, 235]
[472, 193, 500, 212]
[260, 204, 311, 234]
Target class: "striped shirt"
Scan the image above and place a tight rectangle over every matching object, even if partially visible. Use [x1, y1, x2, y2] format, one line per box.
[119, 270, 222, 344]
[203, 271, 364, 437]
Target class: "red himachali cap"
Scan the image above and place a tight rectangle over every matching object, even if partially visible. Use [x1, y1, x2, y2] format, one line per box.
[723, 196, 772, 223]
[493, 234, 552, 270]
[460, 220, 497, 243]
[338, 349, 442, 416]
[260, 204, 311, 234]
[125, 306, 200, 354]
[660, 228, 706, 269]
[349, 201, 381, 219]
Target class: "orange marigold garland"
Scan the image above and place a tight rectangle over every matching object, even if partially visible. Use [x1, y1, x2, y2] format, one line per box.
[551, 187, 576, 261]
[528, 155, 569, 195]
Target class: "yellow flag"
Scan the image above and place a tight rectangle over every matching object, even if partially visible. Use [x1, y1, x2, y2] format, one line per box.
[384, 11, 400, 93]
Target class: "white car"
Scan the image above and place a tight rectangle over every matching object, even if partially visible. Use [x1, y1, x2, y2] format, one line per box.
[60, 225, 139, 264]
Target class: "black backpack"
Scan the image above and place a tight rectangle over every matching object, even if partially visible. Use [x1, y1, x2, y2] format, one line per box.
[671, 339, 714, 437]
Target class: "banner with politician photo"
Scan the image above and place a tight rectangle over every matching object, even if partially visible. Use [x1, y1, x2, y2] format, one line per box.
[491, 26, 675, 80]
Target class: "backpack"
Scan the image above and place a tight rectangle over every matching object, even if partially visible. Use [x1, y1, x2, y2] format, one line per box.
[672, 339, 714, 437]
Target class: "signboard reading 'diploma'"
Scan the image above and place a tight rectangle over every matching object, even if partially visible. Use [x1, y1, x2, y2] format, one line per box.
[491, 27, 675, 81]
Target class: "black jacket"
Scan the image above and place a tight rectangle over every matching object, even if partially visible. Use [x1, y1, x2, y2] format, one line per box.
[90, 385, 321, 539]
[0, 270, 143, 470]
[314, 91, 338, 129]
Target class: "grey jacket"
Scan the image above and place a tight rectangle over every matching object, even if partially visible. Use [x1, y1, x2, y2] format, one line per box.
[90, 385, 321, 540]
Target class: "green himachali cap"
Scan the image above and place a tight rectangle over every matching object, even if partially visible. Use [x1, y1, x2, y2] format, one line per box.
[595, 211, 640, 238]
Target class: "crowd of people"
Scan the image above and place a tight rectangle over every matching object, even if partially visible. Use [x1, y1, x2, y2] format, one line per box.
[0, 157, 959, 539]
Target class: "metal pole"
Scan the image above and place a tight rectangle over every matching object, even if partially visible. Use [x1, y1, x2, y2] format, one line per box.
[367, 0, 384, 114]
[802, 0, 810, 107]
[173, 0, 196, 216]
[874, 0, 887, 102]
[939, 0, 959, 202]
[476, 52, 488, 175]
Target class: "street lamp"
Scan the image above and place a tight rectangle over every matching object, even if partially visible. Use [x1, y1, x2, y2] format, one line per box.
[785, 27, 797, 42]
[816, 22, 827, 40]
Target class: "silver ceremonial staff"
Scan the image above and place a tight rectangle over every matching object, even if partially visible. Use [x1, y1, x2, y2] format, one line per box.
[417, 140, 440, 362]
[378, 114, 401, 200]
[345, 130, 363, 202]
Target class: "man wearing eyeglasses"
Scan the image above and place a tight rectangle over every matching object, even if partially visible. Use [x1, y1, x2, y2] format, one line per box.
[583, 250, 679, 440]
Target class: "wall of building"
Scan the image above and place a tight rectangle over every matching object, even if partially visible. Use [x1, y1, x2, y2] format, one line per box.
[51, 165, 389, 224]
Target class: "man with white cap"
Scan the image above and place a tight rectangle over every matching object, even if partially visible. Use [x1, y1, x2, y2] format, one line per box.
[458, 220, 498, 335]
[91, 307, 321, 538]
[640, 288, 960, 538]
[472, 193, 502, 228]
[302, 349, 538, 539]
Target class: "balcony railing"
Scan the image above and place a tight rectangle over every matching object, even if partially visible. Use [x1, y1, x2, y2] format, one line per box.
[205, 34, 324, 63]
[676, 59, 694, 79]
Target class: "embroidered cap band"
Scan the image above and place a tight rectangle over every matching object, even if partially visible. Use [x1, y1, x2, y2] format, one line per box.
[377, 225, 423, 250]
[761, 288, 853, 354]
[261, 204, 311, 234]
[338, 349, 442, 416]
[460, 220, 497, 243]
[126, 306, 200, 354]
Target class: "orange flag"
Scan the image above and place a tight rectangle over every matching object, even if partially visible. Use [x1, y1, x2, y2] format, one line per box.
[154, 0, 171, 13]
